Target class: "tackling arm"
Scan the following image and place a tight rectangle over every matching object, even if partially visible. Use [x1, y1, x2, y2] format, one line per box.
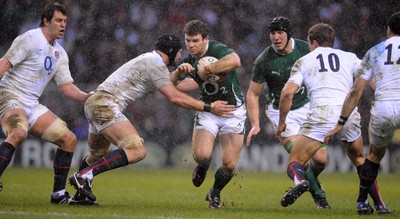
[158, 84, 235, 117]
[176, 78, 199, 92]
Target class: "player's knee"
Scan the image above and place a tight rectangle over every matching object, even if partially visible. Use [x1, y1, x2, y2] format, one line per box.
[313, 149, 328, 167]
[2, 114, 29, 144]
[125, 146, 147, 163]
[222, 162, 237, 175]
[136, 146, 147, 161]
[7, 128, 28, 145]
[114, 134, 147, 163]
[116, 134, 145, 149]
[55, 130, 77, 152]
[64, 131, 78, 147]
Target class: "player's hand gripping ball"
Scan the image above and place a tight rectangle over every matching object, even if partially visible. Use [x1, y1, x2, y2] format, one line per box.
[197, 56, 227, 82]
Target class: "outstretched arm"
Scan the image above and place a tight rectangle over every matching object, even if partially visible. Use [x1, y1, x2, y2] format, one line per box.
[176, 78, 199, 92]
[158, 83, 235, 117]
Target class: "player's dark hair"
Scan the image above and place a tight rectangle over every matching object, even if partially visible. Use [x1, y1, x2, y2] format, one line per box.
[40, 2, 67, 27]
[183, 20, 210, 39]
[308, 23, 335, 47]
[269, 16, 292, 40]
[387, 12, 400, 35]
[156, 34, 182, 66]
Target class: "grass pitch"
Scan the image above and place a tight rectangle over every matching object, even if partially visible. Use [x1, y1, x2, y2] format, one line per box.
[0, 167, 399, 219]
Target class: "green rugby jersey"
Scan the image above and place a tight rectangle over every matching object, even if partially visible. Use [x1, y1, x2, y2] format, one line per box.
[251, 39, 310, 110]
[178, 40, 244, 107]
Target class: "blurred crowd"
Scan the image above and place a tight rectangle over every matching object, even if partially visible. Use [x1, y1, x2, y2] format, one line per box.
[0, 0, 399, 163]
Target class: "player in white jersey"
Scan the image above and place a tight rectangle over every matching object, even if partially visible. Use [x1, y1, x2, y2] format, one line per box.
[0, 3, 91, 205]
[277, 23, 390, 214]
[68, 35, 235, 203]
[326, 12, 400, 214]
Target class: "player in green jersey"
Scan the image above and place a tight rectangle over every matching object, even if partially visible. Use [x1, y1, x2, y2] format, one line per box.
[171, 20, 246, 209]
[246, 16, 330, 208]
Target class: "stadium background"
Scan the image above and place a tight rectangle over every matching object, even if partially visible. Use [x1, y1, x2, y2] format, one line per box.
[0, 0, 400, 172]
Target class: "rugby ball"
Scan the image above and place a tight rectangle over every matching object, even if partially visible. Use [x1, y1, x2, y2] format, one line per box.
[198, 56, 227, 82]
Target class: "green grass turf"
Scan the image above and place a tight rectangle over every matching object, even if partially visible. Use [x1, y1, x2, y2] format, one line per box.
[0, 167, 399, 219]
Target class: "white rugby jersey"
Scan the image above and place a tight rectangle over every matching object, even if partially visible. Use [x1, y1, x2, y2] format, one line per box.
[356, 36, 400, 101]
[97, 51, 172, 109]
[1, 28, 73, 106]
[288, 47, 360, 108]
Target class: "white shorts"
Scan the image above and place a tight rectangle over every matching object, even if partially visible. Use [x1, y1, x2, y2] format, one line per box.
[85, 91, 128, 134]
[266, 102, 310, 138]
[369, 100, 400, 146]
[193, 104, 246, 137]
[0, 87, 49, 129]
[300, 105, 361, 143]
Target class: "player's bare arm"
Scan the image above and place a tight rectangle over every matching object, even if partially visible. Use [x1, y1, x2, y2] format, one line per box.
[158, 84, 235, 117]
[0, 57, 12, 77]
[340, 78, 368, 118]
[170, 63, 195, 85]
[277, 82, 298, 142]
[58, 82, 91, 102]
[197, 52, 240, 76]
[176, 78, 198, 92]
[245, 81, 264, 146]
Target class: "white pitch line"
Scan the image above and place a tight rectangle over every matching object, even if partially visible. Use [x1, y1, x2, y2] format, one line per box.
[0, 211, 207, 219]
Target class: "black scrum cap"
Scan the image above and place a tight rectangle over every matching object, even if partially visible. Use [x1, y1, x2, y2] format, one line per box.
[156, 34, 182, 66]
[269, 16, 292, 39]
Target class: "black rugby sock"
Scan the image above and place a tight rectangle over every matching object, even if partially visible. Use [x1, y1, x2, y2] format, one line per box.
[356, 166, 384, 206]
[287, 162, 306, 182]
[0, 142, 16, 177]
[211, 167, 233, 196]
[53, 149, 73, 192]
[357, 159, 380, 202]
[80, 149, 128, 177]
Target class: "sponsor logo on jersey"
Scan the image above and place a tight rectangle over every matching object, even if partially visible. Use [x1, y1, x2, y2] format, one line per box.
[272, 71, 281, 76]
[54, 51, 60, 59]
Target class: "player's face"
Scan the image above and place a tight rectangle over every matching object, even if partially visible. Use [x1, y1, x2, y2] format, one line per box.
[47, 11, 67, 40]
[269, 30, 289, 54]
[184, 34, 208, 58]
